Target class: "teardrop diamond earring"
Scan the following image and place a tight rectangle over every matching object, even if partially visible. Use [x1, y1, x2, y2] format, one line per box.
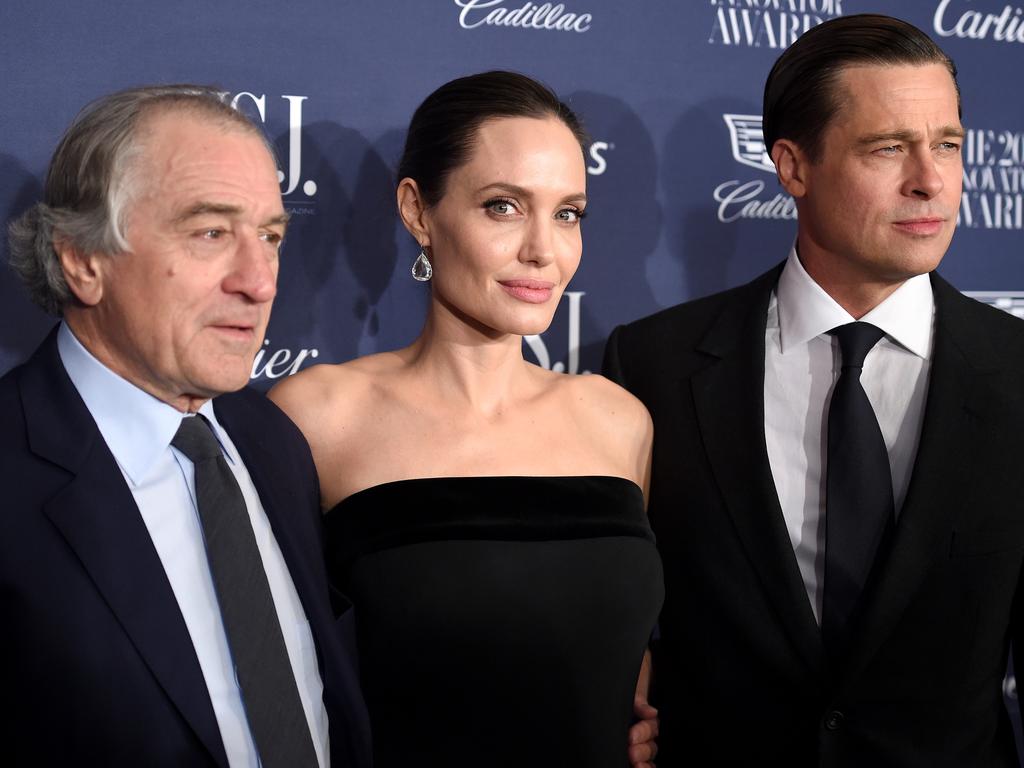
[411, 248, 433, 282]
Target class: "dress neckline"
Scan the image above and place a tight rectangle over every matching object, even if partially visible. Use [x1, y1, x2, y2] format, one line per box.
[330, 474, 643, 512]
[325, 474, 654, 566]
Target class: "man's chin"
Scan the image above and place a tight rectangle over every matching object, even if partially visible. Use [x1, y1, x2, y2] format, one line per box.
[901, 250, 947, 279]
[187, 364, 254, 399]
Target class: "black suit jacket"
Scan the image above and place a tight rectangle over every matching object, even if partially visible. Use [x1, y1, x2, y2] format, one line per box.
[0, 328, 371, 768]
[604, 265, 1024, 767]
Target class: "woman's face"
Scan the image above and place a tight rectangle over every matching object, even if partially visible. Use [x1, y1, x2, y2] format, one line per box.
[422, 116, 587, 338]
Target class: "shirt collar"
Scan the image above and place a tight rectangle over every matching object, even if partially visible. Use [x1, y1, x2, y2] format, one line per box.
[776, 245, 934, 359]
[57, 322, 234, 486]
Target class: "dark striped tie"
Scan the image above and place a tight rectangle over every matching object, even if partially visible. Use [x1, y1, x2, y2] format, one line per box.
[173, 415, 318, 767]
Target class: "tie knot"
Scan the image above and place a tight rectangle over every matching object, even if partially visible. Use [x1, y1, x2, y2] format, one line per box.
[831, 322, 885, 369]
[171, 415, 223, 463]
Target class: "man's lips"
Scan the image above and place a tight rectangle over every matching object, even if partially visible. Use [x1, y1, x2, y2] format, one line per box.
[209, 322, 259, 342]
[498, 278, 555, 304]
[892, 217, 946, 236]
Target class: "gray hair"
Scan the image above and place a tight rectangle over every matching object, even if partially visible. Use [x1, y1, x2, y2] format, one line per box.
[7, 84, 272, 316]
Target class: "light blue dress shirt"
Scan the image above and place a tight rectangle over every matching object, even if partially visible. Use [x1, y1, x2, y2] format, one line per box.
[57, 322, 329, 767]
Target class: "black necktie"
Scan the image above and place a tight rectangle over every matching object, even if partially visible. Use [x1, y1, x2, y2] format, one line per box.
[172, 415, 318, 768]
[822, 322, 895, 658]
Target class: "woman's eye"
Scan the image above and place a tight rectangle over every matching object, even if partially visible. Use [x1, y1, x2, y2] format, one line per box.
[556, 208, 585, 223]
[485, 199, 516, 216]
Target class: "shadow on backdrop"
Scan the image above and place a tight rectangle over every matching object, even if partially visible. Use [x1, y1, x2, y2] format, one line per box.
[263, 120, 399, 369]
[0, 154, 53, 375]
[563, 90, 662, 369]
[663, 102, 743, 303]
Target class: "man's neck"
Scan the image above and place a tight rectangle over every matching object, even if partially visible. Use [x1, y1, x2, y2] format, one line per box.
[63, 312, 208, 413]
[795, 242, 908, 320]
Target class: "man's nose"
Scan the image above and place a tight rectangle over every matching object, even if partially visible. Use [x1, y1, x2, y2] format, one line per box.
[902, 149, 946, 200]
[224, 234, 278, 303]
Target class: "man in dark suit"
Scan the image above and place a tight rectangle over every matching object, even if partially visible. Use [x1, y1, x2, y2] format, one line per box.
[1, 86, 369, 767]
[605, 14, 1024, 767]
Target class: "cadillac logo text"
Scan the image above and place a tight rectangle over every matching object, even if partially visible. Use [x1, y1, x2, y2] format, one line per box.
[455, 0, 593, 32]
[714, 114, 796, 223]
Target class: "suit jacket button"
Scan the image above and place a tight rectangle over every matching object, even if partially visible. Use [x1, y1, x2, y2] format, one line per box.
[824, 710, 844, 731]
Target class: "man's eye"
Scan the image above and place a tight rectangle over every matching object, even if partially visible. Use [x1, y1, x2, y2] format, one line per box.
[876, 145, 901, 155]
[260, 232, 283, 245]
[201, 229, 224, 239]
[937, 142, 961, 153]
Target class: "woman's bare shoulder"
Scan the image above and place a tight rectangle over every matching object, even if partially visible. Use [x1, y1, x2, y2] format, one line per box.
[548, 372, 653, 493]
[560, 372, 652, 432]
[268, 352, 404, 435]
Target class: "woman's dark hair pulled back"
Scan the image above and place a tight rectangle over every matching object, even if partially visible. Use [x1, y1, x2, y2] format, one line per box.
[397, 70, 588, 207]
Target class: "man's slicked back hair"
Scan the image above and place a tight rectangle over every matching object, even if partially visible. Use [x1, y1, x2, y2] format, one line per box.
[763, 14, 960, 163]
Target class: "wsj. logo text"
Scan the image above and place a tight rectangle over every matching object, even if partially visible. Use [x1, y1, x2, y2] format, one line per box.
[525, 291, 588, 374]
[231, 92, 315, 204]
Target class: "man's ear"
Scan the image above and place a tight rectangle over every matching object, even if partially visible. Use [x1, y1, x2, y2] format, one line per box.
[771, 138, 809, 199]
[396, 177, 431, 249]
[56, 238, 106, 307]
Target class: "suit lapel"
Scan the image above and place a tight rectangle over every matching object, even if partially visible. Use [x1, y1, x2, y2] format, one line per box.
[22, 331, 228, 767]
[689, 265, 824, 673]
[841, 274, 995, 681]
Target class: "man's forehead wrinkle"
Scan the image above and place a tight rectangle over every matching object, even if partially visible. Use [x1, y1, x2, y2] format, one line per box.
[171, 202, 244, 225]
[829, 68, 961, 141]
[168, 201, 288, 232]
[855, 122, 964, 144]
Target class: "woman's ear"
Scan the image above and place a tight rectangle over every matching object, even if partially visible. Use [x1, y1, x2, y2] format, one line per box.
[397, 177, 431, 248]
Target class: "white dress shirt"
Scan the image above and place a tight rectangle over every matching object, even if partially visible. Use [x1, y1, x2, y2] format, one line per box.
[58, 323, 329, 768]
[764, 248, 934, 624]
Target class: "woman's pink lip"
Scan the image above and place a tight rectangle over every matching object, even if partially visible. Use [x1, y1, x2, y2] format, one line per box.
[893, 218, 945, 235]
[499, 279, 555, 304]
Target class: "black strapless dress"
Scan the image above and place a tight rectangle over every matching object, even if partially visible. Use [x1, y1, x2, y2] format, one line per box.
[327, 475, 664, 768]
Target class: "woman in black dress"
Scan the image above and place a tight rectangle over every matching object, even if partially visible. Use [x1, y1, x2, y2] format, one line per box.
[271, 71, 663, 767]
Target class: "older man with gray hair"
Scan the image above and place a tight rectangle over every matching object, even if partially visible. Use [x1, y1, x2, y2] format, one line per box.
[1, 85, 369, 768]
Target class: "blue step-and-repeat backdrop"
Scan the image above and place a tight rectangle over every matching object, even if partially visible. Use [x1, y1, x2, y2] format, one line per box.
[2, 0, 1022, 737]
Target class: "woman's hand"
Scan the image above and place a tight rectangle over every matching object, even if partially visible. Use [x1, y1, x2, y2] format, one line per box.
[628, 649, 658, 768]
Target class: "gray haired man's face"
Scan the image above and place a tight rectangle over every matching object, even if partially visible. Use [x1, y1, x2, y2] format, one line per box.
[86, 112, 286, 411]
